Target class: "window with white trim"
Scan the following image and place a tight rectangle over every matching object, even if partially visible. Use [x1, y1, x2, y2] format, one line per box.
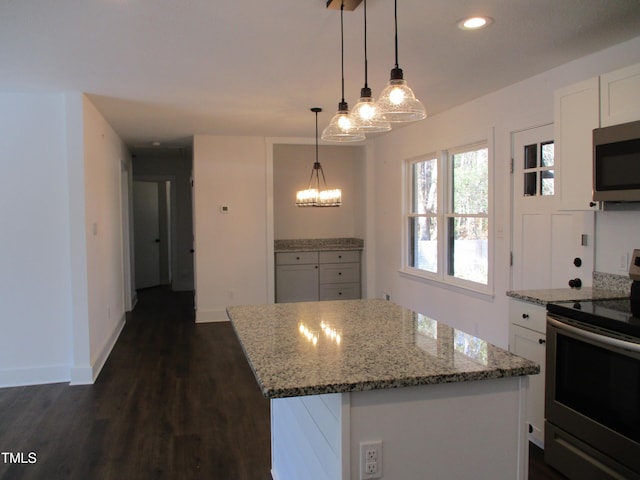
[407, 142, 490, 291]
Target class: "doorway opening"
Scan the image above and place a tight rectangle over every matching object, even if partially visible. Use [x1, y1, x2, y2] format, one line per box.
[131, 147, 194, 294]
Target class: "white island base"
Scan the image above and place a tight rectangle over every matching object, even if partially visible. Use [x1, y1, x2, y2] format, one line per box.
[271, 376, 529, 480]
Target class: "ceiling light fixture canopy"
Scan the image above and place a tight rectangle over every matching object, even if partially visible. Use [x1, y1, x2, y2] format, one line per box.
[296, 108, 342, 207]
[351, 0, 391, 133]
[322, 1, 365, 143]
[377, 0, 427, 123]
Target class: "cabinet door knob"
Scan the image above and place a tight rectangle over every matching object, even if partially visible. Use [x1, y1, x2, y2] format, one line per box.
[338, 255, 342, 259]
[296, 256, 300, 260]
[538, 338, 546, 345]
[338, 272, 342, 275]
[589, 202, 597, 207]
[522, 313, 529, 319]
[528, 424, 533, 434]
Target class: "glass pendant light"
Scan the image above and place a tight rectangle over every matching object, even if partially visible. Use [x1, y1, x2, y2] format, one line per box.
[322, 1, 365, 143]
[377, 0, 427, 123]
[352, 0, 391, 133]
[296, 108, 342, 207]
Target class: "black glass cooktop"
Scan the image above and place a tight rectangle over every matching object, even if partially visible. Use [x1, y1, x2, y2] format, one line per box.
[547, 298, 640, 338]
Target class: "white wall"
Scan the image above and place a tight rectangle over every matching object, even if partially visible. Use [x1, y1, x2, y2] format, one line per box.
[369, 36, 640, 348]
[76, 95, 128, 383]
[193, 136, 270, 322]
[273, 144, 366, 240]
[0, 93, 73, 386]
[595, 211, 640, 275]
[0, 92, 129, 388]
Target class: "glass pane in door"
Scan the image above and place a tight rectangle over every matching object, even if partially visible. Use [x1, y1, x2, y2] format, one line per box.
[524, 144, 538, 169]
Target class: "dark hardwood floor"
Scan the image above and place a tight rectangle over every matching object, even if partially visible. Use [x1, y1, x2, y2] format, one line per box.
[0, 287, 271, 480]
[0, 287, 567, 479]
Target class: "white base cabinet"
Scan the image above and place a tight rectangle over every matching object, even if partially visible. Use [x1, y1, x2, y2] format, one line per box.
[509, 298, 547, 448]
[276, 250, 361, 303]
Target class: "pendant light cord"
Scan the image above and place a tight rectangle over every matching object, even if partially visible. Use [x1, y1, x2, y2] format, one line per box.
[394, 0, 399, 69]
[340, 1, 346, 104]
[308, 108, 328, 189]
[363, 0, 368, 89]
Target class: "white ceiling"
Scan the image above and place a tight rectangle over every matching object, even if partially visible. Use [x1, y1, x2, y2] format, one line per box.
[2, 0, 640, 153]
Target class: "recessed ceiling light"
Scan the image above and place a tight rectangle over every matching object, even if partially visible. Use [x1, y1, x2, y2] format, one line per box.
[458, 16, 493, 30]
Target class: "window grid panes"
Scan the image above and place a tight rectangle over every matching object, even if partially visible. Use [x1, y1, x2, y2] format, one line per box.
[407, 143, 490, 289]
[448, 147, 489, 285]
[409, 158, 438, 273]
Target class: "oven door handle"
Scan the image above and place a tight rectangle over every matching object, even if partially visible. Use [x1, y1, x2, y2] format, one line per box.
[548, 316, 640, 353]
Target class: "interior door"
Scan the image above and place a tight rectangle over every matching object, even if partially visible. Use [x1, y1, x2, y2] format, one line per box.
[512, 125, 594, 290]
[133, 181, 161, 289]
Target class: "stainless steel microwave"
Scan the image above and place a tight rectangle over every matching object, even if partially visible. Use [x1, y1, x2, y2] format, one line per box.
[593, 119, 640, 201]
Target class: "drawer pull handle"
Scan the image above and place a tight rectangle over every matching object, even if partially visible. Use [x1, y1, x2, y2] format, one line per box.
[538, 338, 546, 345]
[338, 272, 342, 275]
[338, 255, 342, 258]
[338, 292, 342, 295]
[296, 256, 300, 260]
[522, 313, 529, 319]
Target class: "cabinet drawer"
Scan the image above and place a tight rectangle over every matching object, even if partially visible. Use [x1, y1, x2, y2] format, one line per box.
[319, 263, 360, 284]
[319, 250, 360, 264]
[509, 299, 546, 333]
[319, 283, 360, 301]
[276, 251, 319, 265]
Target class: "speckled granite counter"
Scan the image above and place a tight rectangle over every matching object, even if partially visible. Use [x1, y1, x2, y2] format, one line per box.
[227, 298, 539, 399]
[274, 237, 363, 253]
[506, 287, 627, 306]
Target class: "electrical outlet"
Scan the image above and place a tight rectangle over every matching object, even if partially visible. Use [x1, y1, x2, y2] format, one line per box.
[360, 441, 382, 479]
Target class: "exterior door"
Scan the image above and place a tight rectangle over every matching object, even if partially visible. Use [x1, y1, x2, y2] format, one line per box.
[133, 181, 161, 289]
[511, 124, 594, 290]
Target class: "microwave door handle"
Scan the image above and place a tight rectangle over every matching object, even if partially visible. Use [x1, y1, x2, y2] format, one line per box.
[548, 317, 640, 354]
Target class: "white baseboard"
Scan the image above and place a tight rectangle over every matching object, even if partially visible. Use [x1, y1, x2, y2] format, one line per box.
[195, 308, 229, 323]
[0, 365, 70, 388]
[70, 313, 126, 385]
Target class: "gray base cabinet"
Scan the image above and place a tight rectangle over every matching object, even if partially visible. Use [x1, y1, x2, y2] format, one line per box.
[276, 250, 361, 303]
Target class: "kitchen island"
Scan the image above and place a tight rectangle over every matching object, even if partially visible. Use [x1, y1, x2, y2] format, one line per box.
[227, 299, 539, 480]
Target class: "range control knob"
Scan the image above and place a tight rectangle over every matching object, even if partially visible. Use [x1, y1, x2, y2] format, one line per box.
[568, 278, 582, 288]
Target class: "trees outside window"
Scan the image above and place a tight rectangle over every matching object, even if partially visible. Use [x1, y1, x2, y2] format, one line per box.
[407, 143, 490, 290]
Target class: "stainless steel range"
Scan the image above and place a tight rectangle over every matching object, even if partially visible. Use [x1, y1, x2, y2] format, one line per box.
[545, 250, 640, 479]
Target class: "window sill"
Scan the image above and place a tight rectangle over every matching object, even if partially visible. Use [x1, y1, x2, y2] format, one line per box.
[399, 269, 495, 301]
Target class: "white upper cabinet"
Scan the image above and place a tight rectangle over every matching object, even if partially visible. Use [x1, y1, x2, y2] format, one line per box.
[554, 77, 600, 211]
[600, 63, 640, 128]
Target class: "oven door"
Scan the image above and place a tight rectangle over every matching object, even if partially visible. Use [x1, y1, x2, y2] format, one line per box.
[546, 314, 640, 477]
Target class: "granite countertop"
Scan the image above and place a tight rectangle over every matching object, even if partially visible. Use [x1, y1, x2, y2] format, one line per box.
[506, 287, 627, 306]
[227, 299, 539, 399]
[274, 237, 363, 253]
